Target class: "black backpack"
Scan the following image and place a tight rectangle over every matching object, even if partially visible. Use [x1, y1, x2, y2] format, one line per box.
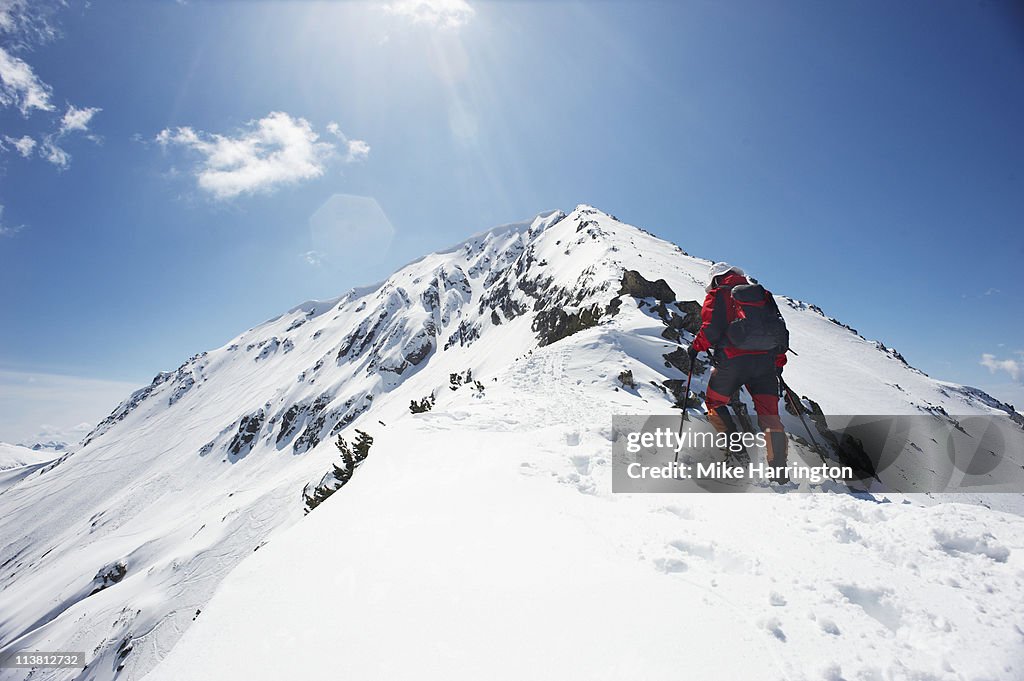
[725, 284, 789, 352]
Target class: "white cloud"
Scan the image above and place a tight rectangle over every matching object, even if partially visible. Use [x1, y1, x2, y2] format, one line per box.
[326, 121, 371, 162]
[0, 204, 22, 236]
[25, 105, 101, 168]
[157, 112, 368, 200]
[346, 138, 370, 161]
[20, 421, 94, 448]
[980, 353, 1021, 382]
[0, 44, 53, 114]
[0, 3, 100, 172]
[60, 103, 101, 133]
[0, 0, 27, 32]
[0, 369, 142, 444]
[3, 133, 34, 156]
[40, 134, 69, 168]
[0, 0, 61, 46]
[383, 0, 475, 29]
[301, 250, 326, 267]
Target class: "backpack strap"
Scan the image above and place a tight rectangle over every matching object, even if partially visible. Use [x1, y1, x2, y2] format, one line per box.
[708, 285, 735, 351]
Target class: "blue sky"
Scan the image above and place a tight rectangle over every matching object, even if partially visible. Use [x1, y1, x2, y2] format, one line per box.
[1, 0, 1022, 442]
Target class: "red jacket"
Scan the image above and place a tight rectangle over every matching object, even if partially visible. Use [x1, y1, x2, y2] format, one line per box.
[691, 272, 786, 367]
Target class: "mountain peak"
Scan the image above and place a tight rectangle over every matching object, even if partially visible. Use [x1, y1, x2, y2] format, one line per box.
[2, 206, 1020, 681]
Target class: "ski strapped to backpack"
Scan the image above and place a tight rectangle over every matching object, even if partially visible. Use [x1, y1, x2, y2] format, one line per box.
[723, 284, 790, 352]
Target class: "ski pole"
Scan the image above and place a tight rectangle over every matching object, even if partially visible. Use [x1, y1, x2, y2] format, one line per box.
[681, 364, 695, 422]
[674, 363, 695, 462]
[633, 335, 696, 352]
[779, 376, 828, 464]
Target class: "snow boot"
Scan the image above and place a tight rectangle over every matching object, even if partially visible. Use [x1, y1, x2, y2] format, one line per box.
[765, 429, 789, 484]
[708, 405, 751, 465]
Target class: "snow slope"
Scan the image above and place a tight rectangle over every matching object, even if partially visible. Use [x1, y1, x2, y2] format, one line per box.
[0, 443, 57, 493]
[1, 205, 1021, 681]
[145, 346, 1024, 681]
[0, 443, 53, 471]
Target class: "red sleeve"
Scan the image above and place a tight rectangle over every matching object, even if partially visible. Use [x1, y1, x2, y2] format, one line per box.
[690, 291, 718, 353]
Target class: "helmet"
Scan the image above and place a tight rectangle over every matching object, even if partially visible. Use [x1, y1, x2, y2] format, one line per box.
[706, 262, 746, 291]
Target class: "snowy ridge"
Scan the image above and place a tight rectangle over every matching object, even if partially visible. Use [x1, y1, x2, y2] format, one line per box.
[0, 205, 1021, 681]
[0, 443, 53, 472]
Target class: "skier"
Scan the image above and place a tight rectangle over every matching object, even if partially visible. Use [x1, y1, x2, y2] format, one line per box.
[687, 263, 790, 479]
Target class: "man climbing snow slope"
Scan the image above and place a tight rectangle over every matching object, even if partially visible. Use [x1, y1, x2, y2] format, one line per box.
[687, 262, 791, 481]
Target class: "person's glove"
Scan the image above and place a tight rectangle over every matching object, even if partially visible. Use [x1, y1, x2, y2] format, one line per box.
[687, 345, 699, 365]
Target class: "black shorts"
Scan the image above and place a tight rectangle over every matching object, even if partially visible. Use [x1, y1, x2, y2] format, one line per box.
[706, 353, 779, 409]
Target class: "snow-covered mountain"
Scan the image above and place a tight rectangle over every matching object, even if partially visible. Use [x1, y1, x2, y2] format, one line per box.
[0, 443, 57, 492]
[2, 206, 1022, 681]
[0, 443, 53, 470]
[15, 441, 70, 453]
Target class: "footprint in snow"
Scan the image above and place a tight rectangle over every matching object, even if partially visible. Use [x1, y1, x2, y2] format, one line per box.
[574, 476, 597, 495]
[654, 557, 688, 573]
[668, 539, 752, 574]
[759, 616, 786, 642]
[818, 617, 841, 635]
[828, 517, 862, 544]
[669, 539, 716, 561]
[836, 584, 903, 633]
[658, 504, 695, 520]
[569, 453, 591, 475]
[518, 462, 541, 478]
[932, 529, 1010, 563]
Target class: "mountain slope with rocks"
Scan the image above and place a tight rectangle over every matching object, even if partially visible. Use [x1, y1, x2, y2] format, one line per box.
[1, 206, 1021, 681]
